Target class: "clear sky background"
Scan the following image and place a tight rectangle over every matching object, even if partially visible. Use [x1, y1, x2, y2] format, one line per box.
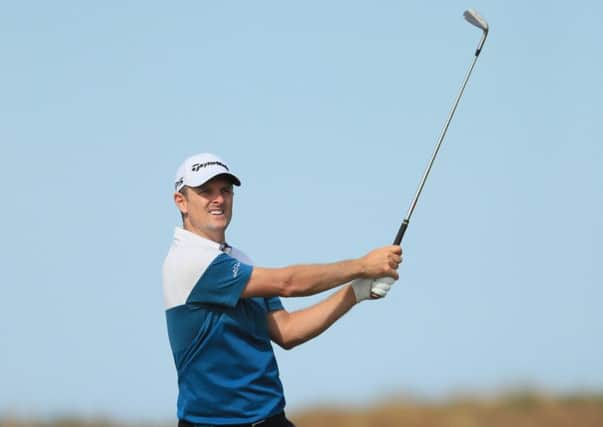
[1, 0, 601, 422]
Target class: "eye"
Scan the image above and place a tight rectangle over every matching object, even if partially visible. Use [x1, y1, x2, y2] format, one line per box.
[221, 187, 233, 195]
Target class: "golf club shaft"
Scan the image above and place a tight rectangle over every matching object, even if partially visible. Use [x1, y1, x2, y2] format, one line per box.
[393, 49, 482, 245]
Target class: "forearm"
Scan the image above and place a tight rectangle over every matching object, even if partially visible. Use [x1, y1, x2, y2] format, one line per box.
[277, 260, 364, 297]
[271, 285, 357, 349]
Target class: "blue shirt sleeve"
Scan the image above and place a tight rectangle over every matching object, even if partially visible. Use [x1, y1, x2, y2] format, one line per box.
[265, 296, 284, 312]
[187, 253, 253, 307]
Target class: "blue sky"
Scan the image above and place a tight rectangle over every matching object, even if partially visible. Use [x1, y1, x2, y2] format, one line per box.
[1, 0, 602, 421]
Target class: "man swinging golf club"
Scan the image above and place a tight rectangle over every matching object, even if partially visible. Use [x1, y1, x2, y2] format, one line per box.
[162, 153, 402, 427]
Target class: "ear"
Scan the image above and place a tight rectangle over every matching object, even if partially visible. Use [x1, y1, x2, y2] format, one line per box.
[174, 192, 188, 215]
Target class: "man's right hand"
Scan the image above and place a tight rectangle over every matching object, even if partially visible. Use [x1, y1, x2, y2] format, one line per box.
[359, 245, 402, 280]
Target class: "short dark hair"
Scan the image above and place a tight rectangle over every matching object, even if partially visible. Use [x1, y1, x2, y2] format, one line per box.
[178, 186, 190, 198]
[177, 186, 189, 222]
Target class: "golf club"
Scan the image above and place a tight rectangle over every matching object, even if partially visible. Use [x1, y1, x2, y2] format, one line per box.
[371, 9, 489, 297]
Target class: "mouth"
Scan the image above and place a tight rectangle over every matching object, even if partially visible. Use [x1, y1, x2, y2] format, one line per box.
[209, 209, 225, 216]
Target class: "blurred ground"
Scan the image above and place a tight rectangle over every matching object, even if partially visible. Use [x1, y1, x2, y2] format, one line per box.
[291, 392, 603, 427]
[2, 392, 603, 427]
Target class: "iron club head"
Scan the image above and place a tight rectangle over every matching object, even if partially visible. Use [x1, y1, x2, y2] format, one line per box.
[463, 9, 489, 32]
[463, 9, 489, 55]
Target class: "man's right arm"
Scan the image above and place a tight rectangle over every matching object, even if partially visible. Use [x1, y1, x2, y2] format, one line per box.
[240, 245, 401, 298]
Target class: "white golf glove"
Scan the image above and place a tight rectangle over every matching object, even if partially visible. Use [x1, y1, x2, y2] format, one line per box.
[351, 277, 395, 303]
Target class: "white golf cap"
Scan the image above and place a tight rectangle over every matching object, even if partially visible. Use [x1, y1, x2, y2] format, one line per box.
[174, 153, 241, 191]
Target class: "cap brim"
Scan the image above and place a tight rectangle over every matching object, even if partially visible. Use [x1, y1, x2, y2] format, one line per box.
[214, 172, 241, 186]
[185, 171, 241, 188]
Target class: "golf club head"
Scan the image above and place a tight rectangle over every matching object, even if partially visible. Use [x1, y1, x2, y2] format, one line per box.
[463, 9, 489, 55]
[463, 9, 488, 32]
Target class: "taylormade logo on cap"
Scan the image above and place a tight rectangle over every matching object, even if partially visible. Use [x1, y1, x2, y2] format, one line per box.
[191, 161, 230, 172]
[174, 153, 241, 191]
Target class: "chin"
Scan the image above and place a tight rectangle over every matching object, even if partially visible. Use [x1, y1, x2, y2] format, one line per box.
[208, 221, 228, 233]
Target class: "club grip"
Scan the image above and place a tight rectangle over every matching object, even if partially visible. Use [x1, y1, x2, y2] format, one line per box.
[393, 219, 409, 245]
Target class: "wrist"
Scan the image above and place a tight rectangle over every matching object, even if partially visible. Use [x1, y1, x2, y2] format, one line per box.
[353, 257, 368, 279]
[344, 284, 360, 306]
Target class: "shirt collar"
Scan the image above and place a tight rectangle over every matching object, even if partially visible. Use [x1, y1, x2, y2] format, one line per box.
[174, 227, 231, 253]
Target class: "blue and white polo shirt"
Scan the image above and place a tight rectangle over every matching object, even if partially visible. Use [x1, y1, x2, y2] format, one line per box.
[162, 227, 286, 424]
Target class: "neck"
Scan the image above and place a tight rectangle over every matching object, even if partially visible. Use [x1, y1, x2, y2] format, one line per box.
[183, 223, 225, 244]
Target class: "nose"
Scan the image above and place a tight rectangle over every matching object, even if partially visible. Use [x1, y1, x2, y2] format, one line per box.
[211, 192, 225, 204]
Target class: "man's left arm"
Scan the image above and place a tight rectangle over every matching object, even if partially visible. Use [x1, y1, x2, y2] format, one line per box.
[267, 280, 382, 350]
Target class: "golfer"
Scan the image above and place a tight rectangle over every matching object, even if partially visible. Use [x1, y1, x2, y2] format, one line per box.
[163, 153, 402, 427]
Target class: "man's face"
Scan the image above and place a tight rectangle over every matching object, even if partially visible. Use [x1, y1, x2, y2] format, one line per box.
[176, 176, 234, 242]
